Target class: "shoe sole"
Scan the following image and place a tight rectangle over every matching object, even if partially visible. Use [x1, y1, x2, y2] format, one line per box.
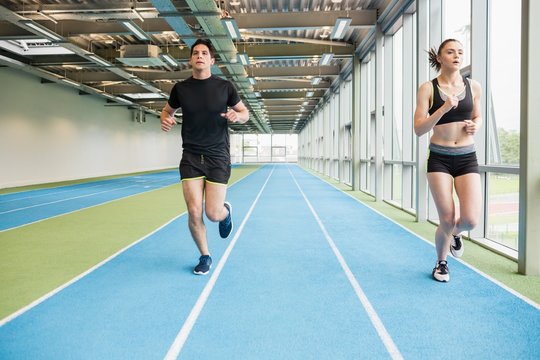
[193, 270, 210, 275]
[193, 266, 211, 275]
[432, 269, 450, 282]
[450, 236, 464, 258]
[432, 275, 449, 282]
[220, 202, 233, 238]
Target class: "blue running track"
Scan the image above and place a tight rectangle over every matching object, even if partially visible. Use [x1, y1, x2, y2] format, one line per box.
[0, 164, 538, 359]
[0, 170, 179, 231]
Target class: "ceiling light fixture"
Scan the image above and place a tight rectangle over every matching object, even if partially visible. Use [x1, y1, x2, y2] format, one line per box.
[161, 53, 178, 67]
[330, 17, 352, 40]
[221, 18, 241, 39]
[237, 53, 250, 66]
[114, 96, 132, 104]
[131, 7, 144, 22]
[37, 10, 58, 24]
[319, 53, 334, 66]
[19, 21, 62, 41]
[306, 91, 314, 97]
[311, 77, 322, 85]
[121, 21, 150, 41]
[0, 54, 25, 67]
[123, 93, 164, 100]
[131, 78, 146, 86]
[89, 55, 111, 67]
[62, 78, 80, 87]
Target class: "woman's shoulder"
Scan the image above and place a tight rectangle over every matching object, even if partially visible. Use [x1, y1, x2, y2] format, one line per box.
[466, 78, 482, 96]
[417, 80, 433, 95]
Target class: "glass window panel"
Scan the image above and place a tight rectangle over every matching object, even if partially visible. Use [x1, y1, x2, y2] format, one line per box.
[488, 0, 521, 165]
[411, 12, 417, 162]
[230, 134, 243, 164]
[243, 146, 258, 157]
[258, 134, 272, 162]
[486, 173, 519, 250]
[285, 134, 298, 162]
[393, 28, 403, 161]
[243, 134, 258, 163]
[392, 164, 402, 203]
[443, 0, 471, 68]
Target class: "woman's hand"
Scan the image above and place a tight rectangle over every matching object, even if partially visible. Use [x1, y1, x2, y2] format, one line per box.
[463, 120, 477, 135]
[442, 94, 459, 113]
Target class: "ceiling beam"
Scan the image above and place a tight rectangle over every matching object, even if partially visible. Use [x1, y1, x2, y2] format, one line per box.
[249, 66, 340, 78]
[233, 10, 377, 31]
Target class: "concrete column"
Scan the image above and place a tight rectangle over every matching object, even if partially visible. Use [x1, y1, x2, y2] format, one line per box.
[518, 0, 540, 275]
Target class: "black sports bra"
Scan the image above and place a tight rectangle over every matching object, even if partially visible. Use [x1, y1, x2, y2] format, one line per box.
[428, 76, 473, 126]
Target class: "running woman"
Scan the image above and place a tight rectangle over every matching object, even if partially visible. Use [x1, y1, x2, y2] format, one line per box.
[414, 39, 483, 282]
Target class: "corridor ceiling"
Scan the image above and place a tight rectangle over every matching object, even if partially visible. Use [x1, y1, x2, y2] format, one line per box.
[0, 0, 404, 133]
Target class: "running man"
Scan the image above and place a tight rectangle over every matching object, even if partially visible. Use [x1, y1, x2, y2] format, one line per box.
[160, 39, 249, 275]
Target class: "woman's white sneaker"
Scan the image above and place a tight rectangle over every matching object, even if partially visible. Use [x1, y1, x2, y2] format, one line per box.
[450, 234, 464, 258]
[432, 260, 450, 282]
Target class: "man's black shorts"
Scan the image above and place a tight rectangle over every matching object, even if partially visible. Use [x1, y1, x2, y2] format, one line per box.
[179, 151, 231, 185]
[427, 151, 479, 178]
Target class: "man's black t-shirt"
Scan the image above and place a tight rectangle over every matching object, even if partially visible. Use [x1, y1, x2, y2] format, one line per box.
[168, 75, 241, 159]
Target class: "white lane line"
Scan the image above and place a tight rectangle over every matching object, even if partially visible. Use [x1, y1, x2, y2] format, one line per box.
[164, 166, 275, 360]
[0, 179, 179, 234]
[1, 182, 112, 203]
[0, 167, 265, 325]
[0, 215, 182, 327]
[288, 166, 404, 360]
[0, 172, 177, 203]
[308, 170, 540, 311]
[0, 176, 179, 214]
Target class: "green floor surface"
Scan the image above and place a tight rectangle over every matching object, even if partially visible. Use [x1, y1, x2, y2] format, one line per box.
[0, 166, 260, 320]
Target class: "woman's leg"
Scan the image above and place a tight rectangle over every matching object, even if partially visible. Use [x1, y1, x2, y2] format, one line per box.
[427, 172, 456, 261]
[453, 173, 482, 234]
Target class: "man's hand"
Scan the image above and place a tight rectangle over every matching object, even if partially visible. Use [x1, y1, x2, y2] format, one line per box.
[160, 111, 176, 132]
[221, 110, 241, 123]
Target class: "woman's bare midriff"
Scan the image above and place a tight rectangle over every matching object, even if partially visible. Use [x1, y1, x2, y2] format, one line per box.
[430, 121, 474, 147]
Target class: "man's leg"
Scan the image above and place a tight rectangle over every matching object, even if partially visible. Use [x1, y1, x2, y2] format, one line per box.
[182, 179, 208, 255]
[204, 182, 228, 222]
[204, 182, 233, 238]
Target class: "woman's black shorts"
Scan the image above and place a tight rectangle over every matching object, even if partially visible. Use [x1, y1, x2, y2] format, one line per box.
[179, 151, 231, 185]
[427, 151, 479, 178]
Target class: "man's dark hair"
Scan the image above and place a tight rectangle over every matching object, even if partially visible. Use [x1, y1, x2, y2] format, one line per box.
[190, 39, 216, 59]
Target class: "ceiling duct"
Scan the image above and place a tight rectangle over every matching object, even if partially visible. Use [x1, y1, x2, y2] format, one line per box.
[117, 44, 166, 67]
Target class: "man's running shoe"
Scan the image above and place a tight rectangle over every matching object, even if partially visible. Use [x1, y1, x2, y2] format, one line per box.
[193, 255, 212, 275]
[450, 234, 464, 258]
[432, 260, 450, 282]
[219, 202, 233, 238]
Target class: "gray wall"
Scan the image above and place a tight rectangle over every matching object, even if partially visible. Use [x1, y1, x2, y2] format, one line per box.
[0, 67, 182, 188]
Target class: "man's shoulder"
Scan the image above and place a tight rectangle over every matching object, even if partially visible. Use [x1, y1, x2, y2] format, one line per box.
[209, 75, 232, 85]
[177, 76, 194, 85]
[171, 77, 189, 89]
